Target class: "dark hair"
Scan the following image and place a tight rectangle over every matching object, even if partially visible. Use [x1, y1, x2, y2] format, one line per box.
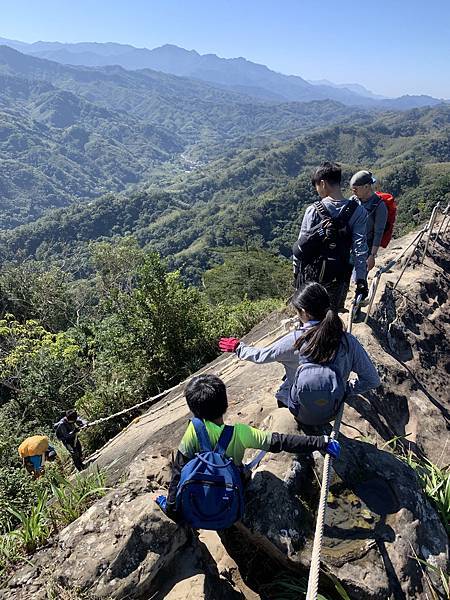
[311, 162, 342, 187]
[185, 374, 228, 420]
[292, 282, 344, 363]
[66, 409, 78, 422]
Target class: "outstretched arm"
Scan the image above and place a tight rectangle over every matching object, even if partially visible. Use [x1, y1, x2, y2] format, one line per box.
[268, 433, 327, 454]
[235, 332, 298, 365]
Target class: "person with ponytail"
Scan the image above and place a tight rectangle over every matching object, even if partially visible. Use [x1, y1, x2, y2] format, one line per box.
[219, 282, 380, 425]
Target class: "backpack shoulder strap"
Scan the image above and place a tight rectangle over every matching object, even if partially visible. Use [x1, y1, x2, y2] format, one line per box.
[215, 425, 234, 455]
[339, 199, 359, 225]
[192, 418, 212, 453]
[313, 200, 330, 221]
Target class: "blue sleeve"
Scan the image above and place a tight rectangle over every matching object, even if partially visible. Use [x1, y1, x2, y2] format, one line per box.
[236, 332, 297, 365]
[350, 206, 369, 280]
[346, 336, 380, 395]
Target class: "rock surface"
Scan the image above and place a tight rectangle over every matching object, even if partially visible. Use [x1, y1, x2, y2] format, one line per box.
[2, 228, 449, 599]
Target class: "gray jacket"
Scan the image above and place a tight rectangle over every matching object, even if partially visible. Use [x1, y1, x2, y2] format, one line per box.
[352, 193, 388, 250]
[235, 325, 380, 405]
[294, 197, 368, 279]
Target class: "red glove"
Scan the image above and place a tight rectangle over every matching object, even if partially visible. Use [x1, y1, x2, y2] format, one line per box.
[218, 337, 240, 352]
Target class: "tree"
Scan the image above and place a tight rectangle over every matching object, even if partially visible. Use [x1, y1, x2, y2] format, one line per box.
[203, 249, 292, 304]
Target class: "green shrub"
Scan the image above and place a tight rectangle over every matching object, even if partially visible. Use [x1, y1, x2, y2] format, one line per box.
[0, 469, 107, 584]
[50, 469, 107, 526]
[206, 297, 283, 339]
[7, 491, 50, 554]
[0, 468, 37, 534]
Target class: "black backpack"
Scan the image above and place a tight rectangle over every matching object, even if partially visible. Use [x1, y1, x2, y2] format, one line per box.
[293, 199, 358, 285]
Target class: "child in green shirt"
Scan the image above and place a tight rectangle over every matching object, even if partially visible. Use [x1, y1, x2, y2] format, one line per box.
[156, 374, 340, 521]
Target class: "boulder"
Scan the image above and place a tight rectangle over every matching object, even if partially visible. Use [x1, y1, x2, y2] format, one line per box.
[241, 410, 448, 599]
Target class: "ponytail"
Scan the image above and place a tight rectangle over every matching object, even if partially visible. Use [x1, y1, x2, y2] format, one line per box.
[292, 282, 344, 363]
[294, 309, 343, 363]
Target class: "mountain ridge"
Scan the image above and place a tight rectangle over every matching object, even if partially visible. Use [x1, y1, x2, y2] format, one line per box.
[0, 45, 366, 228]
[1, 37, 447, 109]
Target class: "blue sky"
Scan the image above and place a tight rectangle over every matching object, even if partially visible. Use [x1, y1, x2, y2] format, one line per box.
[1, 0, 449, 98]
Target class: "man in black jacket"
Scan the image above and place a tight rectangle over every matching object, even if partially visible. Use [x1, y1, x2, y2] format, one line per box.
[54, 409, 87, 471]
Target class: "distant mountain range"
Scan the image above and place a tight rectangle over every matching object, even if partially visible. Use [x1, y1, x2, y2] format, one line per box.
[0, 44, 365, 228]
[0, 37, 447, 110]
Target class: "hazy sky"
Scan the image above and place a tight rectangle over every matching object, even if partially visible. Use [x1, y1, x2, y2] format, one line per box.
[1, 0, 449, 98]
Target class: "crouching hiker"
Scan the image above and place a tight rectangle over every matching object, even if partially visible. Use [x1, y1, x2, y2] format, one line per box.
[219, 282, 380, 432]
[54, 409, 87, 471]
[155, 374, 340, 529]
[18, 435, 57, 479]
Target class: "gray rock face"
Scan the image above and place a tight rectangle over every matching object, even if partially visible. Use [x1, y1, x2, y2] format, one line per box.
[241, 410, 448, 599]
[2, 456, 243, 600]
[2, 230, 449, 599]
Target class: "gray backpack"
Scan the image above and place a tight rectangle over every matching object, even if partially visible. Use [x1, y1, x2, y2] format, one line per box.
[288, 359, 345, 426]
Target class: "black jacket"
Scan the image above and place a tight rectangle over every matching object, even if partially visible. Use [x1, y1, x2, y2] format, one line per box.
[54, 416, 86, 448]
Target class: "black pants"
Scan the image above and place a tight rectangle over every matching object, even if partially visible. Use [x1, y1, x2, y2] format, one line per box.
[65, 439, 84, 471]
[322, 278, 353, 312]
[295, 269, 351, 312]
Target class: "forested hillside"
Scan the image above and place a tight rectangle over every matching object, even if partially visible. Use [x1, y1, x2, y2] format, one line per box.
[1, 104, 448, 282]
[0, 45, 370, 228]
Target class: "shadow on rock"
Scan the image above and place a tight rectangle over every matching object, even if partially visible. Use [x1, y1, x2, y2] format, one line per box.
[240, 436, 448, 600]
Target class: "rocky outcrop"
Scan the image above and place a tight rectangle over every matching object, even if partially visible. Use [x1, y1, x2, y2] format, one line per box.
[3, 456, 243, 600]
[240, 409, 448, 600]
[2, 229, 449, 599]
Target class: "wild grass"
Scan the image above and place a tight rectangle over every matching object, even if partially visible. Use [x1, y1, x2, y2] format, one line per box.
[7, 491, 51, 554]
[0, 469, 107, 584]
[50, 469, 107, 526]
[410, 544, 449, 600]
[403, 452, 450, 535]
[260, 571, 351, 600]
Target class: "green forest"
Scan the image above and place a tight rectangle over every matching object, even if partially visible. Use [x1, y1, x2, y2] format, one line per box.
[1, 103, 448, 282]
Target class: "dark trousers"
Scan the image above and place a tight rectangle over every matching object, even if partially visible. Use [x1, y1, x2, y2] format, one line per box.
[65, 439, 84, 471]
[295, 267, 352, 312]
[323, 270, 353, 312]
[295, 420, 333, 436]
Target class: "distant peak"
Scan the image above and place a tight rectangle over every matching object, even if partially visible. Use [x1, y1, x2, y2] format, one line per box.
[153, 44, 199, 56]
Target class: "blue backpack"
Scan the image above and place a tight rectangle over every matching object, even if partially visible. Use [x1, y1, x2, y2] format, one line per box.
[176, 418, 245, 530]
[288, 359, 346, 426]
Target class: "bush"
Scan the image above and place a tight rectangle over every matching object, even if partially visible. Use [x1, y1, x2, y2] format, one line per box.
[404, 453, 450, 534]
[0, 469, 107, 584]
[0, 468, 37, 534]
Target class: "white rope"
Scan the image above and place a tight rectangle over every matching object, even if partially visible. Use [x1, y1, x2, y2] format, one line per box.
[84, 201, 448, 431]
[305, 294, 361, 600]
[420, 202, 440, 263]
[84, 316, 298, 429]
[306, 200, 448, 600]
[364, 212, 437, 321]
